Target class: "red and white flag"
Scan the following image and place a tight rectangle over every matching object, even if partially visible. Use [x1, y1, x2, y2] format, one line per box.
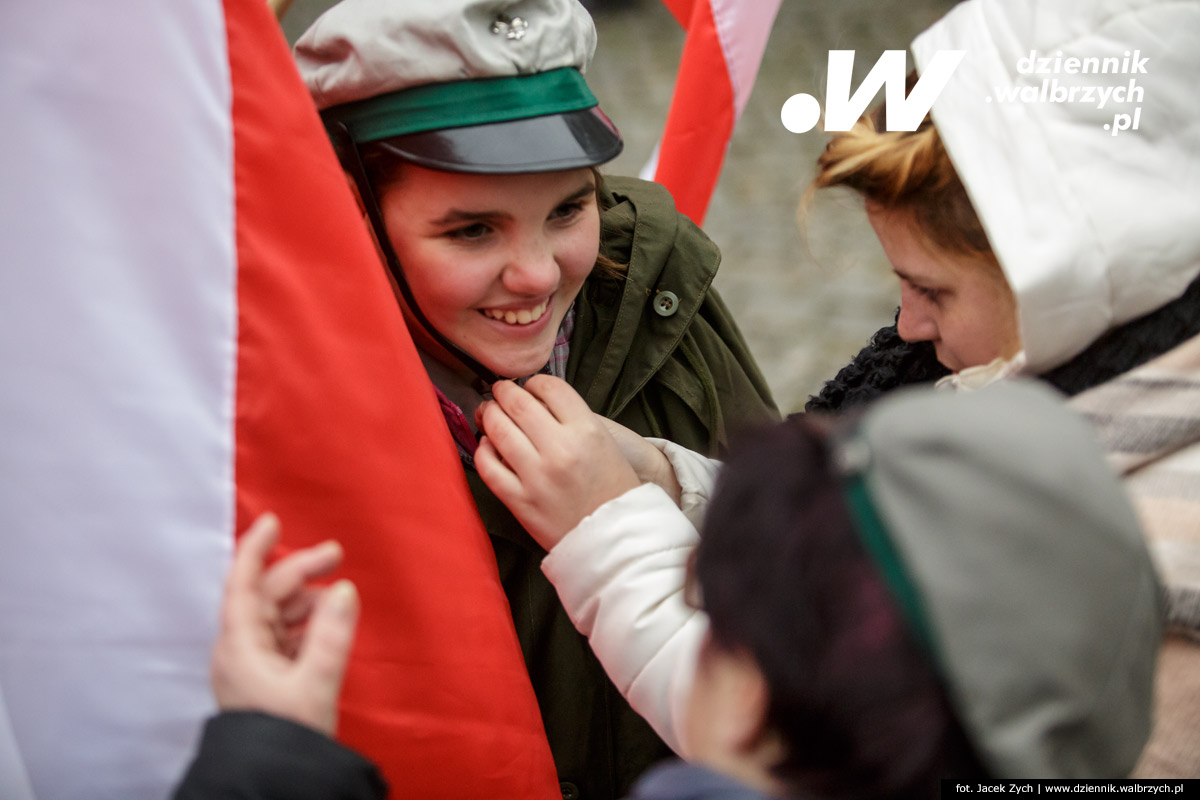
[0, 1, 557, 798]
[646, 0, 782, 226]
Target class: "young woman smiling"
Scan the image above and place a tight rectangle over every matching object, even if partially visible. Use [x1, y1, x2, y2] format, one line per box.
[293, 0, 777, 795]
[374, 164, 601, 380]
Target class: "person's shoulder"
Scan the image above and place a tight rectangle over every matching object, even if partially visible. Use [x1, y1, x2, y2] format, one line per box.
[627, 760, 769, 800]
[600, 174, 673, 209]
[599, 175, 706, 243]
[598, 175, 719, 290]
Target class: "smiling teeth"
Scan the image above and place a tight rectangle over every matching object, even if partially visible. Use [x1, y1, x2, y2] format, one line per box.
[483, 298, 549, 325]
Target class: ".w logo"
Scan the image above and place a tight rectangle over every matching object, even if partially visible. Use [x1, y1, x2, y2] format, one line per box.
[781, 50, 965, 133]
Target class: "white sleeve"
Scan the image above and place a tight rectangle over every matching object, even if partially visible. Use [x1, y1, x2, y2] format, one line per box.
[645, 438, 722, 530]
[541, 483, 708, 756]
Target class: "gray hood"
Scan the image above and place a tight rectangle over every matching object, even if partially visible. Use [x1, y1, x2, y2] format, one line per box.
[855, 382, 1162, 776]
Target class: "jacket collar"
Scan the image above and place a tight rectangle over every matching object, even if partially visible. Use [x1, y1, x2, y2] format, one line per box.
[570, 176, 720, 418]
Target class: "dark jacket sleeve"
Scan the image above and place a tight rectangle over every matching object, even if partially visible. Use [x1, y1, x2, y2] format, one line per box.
[172, 712, 388, 800]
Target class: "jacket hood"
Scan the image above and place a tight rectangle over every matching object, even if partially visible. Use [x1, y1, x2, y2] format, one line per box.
[912, 0, 1200, 373]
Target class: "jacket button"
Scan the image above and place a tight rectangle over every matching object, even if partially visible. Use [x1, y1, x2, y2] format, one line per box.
[653, 290, 679, 317]
[560, 781, 580, 800]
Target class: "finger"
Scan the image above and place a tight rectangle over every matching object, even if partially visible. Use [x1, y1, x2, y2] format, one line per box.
[261, 540, 343, 609]
[297, 580, 360, 731]
[230, 512, 280, 591]
[224, 513, 281, 632]
[478, 397, 542, 472]
[475, 437, 528, 504]
[521, 375, 591, 424]
[217, 513, 282, 676]
[474, 399, 492, 432]
[491, 379, 565, 450]
[492, 380, 558, 423]
[277, 586, 321, 628]
[270, 587, 322, 656]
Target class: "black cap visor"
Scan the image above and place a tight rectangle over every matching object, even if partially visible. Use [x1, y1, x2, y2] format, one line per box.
[373, 106, 622, 174]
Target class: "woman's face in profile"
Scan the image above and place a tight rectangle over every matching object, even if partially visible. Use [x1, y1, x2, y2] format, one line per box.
[868, 205, 1021, 373]
[378, 164, 600, 379]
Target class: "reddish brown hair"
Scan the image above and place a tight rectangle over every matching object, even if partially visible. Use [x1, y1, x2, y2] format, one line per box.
[805, 75, 994, 263]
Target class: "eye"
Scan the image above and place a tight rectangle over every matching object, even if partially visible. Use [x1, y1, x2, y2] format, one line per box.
[445, 222, 492, 241]
[915, 285, 942, 303]
[901, 277, 942, 304]
[550, 200, 586, 222]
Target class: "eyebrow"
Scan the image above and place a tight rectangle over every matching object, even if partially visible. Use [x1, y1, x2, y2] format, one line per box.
[892, 267, 938, 286]
[560, 182, 597, 204]
[428, 181, 596, 226]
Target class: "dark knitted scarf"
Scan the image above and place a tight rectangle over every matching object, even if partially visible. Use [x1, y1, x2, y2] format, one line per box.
[805, 270, 1200, 413]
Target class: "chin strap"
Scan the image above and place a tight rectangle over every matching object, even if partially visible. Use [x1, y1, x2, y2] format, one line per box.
[329, 121, 501, 392]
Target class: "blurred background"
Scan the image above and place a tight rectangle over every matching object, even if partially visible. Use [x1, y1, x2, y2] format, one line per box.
[282, 0, 959, 413]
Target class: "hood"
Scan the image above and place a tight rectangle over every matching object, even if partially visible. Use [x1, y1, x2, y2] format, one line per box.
[857, 381, 1162, 777]
[912, 0, 1200, 373]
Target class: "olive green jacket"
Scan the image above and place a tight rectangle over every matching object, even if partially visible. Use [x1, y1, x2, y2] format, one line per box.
[464, 176, 778, 800]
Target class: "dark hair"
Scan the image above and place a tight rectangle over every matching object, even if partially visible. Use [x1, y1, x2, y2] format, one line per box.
[695, 416, 987, 798]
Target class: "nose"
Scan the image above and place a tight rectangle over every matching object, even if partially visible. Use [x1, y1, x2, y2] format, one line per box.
[501, 235, 560, 297]
[896, 286, 937, 343]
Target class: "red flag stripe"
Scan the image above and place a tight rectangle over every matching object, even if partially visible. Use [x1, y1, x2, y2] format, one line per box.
[222, 0, 558, 796]
[651, 0, 781, 226]
[661, 0, 695, 28]
[655, 0, 736, 225]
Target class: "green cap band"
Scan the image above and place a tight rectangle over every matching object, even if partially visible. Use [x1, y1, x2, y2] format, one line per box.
[322, 67, 598, 144]
[843, 473, 939, 658]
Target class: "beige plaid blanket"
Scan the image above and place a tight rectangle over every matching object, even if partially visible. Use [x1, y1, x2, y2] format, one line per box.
[1071, 334, 1200, 777]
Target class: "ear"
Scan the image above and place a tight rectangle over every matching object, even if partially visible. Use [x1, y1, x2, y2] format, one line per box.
[681, 641, 789, 796]
[722, 650, 774, 754]
[687, 642, 774, 755]
[724, 652, 790, 789]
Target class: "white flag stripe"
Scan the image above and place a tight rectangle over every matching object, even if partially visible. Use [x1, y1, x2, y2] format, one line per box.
[0, 685, 35, 800]
[0, 1, 235, 797]
[711, 0, 782, 117]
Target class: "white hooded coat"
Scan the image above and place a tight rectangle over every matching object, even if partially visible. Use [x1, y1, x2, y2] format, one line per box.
[911, 0, 1200, 375]
[913, 0, 1200, 777]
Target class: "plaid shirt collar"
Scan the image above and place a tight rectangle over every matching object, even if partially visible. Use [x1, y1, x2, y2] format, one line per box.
[539, 303, 574, 381]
